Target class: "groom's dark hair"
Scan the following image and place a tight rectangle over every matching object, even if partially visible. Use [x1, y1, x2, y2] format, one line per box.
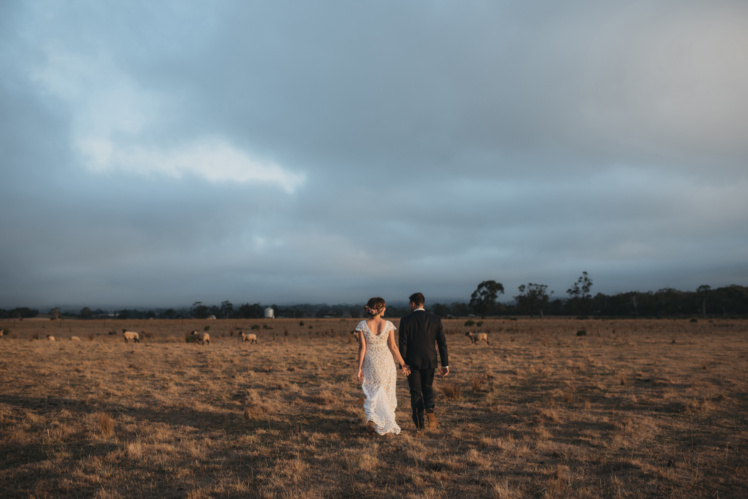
[409, 292, 425, 306]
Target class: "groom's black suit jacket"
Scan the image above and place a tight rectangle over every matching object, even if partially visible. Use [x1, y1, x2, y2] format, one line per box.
[398, 310, 449, 370]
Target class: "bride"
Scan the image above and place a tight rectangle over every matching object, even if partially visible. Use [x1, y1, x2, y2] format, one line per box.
[356, 297, 410, 435]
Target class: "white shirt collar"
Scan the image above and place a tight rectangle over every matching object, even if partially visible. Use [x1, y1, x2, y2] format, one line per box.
[414, 308, 425, 312]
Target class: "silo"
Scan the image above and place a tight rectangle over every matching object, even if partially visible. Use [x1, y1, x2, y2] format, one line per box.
[264, 307, 275, 319]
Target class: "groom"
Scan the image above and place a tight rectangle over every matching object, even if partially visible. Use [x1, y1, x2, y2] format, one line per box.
[399, 292, 449, 431]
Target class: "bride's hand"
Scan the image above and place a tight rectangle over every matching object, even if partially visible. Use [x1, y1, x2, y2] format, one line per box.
[401, 364, 411, 376]
[357, 369, 363, 382]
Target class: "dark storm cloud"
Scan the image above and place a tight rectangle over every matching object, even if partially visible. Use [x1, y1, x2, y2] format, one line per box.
[1, 0, 747, 308]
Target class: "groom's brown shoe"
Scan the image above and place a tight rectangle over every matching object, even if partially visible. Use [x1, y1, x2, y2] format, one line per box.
[426, 410, 438, 430]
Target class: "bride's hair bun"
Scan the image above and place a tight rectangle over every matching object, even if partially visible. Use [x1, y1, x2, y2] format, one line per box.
[365, 297, 386, 317]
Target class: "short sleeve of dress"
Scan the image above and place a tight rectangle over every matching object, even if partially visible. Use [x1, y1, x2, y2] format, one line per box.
[385, 321, 396, 333]
[355, 320, 366, 332]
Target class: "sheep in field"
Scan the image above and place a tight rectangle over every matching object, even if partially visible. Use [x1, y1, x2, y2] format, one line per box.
[239, 331, 257, 343]
[465, 331, 489, 345]
[47, 335, 56, 341]
[191, 330, 210, 345]
[122, 330, 141, 343]
[71, 336, 81, 341]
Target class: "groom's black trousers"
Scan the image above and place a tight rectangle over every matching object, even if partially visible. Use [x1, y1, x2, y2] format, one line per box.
[407, 368, 435, 429]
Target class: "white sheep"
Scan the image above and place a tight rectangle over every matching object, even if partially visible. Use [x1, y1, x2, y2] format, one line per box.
[239, 331, 257, 343]
[71, 336, 81, 341]
[191, 330, 210, 345]
[465, 331, 489, 345]
[47, 335, 56, 341]
[122, 330, 141, 343]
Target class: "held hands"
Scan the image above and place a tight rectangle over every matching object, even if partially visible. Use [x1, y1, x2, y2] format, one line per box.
[401, 364, 411, 377]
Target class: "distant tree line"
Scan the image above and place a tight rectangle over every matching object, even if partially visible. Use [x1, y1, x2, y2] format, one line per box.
[0, 302, 412, 320]
[2, 275, 746, 320]
[458, 274, 748, 318]
[0, 307, 39, 319]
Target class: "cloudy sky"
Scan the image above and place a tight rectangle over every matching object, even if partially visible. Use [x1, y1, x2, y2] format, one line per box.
[1, 0, 747, 309]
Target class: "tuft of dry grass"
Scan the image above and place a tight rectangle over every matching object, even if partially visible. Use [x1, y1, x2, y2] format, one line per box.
[441, 383, 462, 400]
[95, 412, 114, 437]
[471, 376, 485, 393]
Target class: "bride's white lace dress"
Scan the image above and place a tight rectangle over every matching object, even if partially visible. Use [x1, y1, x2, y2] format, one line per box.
[356, 320, 401, 435]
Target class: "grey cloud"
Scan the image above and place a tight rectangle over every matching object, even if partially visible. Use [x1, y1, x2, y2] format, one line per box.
[1, 0, 747, 309]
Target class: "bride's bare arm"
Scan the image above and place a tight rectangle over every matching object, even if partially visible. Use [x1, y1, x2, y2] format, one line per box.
[387, 330, 409, 373]
[357, 331, 366, 382]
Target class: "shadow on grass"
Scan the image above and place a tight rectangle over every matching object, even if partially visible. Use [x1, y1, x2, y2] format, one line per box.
[0, 393, 363, 438]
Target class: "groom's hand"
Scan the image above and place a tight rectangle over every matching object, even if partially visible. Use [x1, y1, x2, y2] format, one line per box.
[440, 366, 449, 377]
[401, 364, 411, 376]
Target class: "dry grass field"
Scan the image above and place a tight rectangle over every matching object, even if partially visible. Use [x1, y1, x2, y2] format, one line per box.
[1, 317, 747, 498]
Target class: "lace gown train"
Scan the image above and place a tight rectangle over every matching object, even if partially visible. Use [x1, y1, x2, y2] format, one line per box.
[357, 320, 401, 435]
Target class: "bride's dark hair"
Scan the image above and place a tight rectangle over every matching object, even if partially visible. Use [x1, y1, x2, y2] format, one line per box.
[365, 297, 386, 317]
